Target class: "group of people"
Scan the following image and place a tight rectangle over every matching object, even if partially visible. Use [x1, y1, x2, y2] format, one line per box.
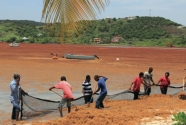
[49, 75, 108, 117]
[129, 67, 171, 100]
[10, 67, 175, 120]
[10, 74, 108, 120]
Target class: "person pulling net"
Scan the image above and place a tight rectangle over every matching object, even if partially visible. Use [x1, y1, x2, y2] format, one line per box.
[20, 73, 186, 119]
[21, 84, 186, 119]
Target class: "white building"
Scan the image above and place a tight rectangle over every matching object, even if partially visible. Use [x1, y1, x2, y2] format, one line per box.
[37, 33, 42, 37]
[22, 37, 28, 40]
[177, 26, 186, 29]
[127, 16, 136, 20]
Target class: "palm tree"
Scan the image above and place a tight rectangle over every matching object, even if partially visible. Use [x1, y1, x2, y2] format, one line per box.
[42, 0, 110, 43]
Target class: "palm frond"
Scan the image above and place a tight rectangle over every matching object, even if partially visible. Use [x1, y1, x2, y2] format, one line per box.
[41, 0, 110, 43]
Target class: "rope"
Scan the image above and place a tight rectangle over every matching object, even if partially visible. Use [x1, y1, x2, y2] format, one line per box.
[151, 84, 185, 88]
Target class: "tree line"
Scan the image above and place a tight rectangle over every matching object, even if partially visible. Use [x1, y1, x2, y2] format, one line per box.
[0, 17, 186, 46]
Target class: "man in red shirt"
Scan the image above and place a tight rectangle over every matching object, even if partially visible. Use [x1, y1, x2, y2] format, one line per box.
[129, 72, 150, 100]
[49, 76, 74, 117]
[157, 72, 170, 94]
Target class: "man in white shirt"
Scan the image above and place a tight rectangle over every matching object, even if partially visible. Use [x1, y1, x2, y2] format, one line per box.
[143, 67, 155, 95]
[10, 74, 27, 121]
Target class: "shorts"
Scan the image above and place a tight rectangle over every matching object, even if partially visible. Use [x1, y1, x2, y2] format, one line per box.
[133, 91, 139, 100]
[58, 98, 72, 108]
[160, 87, 168, 94]
[84, 95, 93, 104]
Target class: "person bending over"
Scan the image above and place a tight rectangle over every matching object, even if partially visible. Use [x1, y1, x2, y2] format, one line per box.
[49, 76, 74, 117]
[93, 75, 108, 109]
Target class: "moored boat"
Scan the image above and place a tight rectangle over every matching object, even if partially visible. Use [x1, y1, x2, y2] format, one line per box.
[9, 42, 20, 47]
[65, 53, 99, 60]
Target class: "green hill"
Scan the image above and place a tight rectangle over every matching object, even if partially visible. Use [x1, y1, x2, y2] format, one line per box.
[75, 16, 186, 46]
[0, 17, 186, 46]
[0, 20, 58, 44]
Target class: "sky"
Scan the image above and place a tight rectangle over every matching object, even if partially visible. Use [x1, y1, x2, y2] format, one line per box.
[0, 0, 185, 26]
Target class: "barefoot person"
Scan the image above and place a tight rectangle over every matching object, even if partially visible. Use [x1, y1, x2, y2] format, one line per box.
[129, 72, 150, 100]
[49, 76, 74, 117]
[143, 67, 155, 95]
[156, 72, 170, 94]
[10, 74, 27, 121]
[82, 75, 93, 104]
[93, 75, 108, 109]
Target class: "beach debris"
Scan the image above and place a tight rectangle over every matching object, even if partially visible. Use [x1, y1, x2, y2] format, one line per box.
[178, 92, 186, 100]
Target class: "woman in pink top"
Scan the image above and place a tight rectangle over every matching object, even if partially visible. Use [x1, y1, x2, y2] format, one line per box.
[49, 76, 74, 117]
[129, 72, 149, 100]
[156, 72, 170, 94]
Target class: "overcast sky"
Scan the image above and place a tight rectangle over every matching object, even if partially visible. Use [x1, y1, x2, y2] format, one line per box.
[0, 0, 185, 26]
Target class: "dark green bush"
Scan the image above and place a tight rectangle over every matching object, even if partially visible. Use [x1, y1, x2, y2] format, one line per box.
[172, 112, 186, 125]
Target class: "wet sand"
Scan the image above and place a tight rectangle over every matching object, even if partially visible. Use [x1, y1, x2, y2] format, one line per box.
[0, 43, 186, 125]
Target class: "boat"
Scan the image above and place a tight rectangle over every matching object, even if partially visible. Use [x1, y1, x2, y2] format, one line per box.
[9, 42, 20, 47]
[64, 53, 99, 60]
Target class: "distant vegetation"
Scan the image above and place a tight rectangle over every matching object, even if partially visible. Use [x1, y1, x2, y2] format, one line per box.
[0, 16, 186, 47]
[0, 20, 60, 44]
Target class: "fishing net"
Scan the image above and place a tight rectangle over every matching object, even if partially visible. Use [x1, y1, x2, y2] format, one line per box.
[21, 92, 99, 119]
[21, 94, 59, 118]
[21, 84, 185, 119]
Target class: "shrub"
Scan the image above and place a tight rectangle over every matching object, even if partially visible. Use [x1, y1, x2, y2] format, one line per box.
[7, 37, 16, 43]
[172, 112, 186, 125]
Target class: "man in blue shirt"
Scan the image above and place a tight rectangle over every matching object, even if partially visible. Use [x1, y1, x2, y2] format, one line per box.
[93, 75, 108, 109]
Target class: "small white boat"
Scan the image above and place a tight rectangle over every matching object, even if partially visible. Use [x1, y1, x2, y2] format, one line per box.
[9, 42, 20, 47]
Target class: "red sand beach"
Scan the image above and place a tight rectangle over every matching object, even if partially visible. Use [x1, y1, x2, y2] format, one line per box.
[0, 43, 186, 125]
